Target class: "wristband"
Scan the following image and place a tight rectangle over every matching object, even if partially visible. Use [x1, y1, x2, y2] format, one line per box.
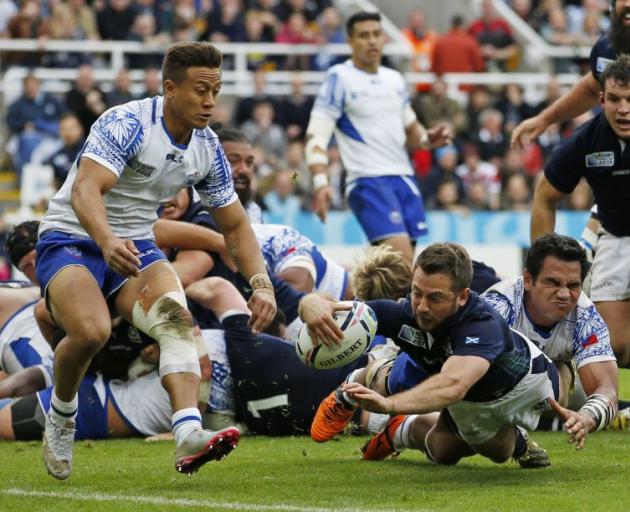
[249, 273, 274, 292]
[312, 173, 329, 190]
[579, 393, 616, 431]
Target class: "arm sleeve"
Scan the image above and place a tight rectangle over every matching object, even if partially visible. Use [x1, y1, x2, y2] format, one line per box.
[451, 320, 504, 363]
[366, 300, 407, 340]
[544, 135, 584, 194]
[573, 303, 616, 368]
[481, 291, 516, 327]
[312, 70, 345, 121]
[81, 106, 144, 177]
[195, 141, 238, 210]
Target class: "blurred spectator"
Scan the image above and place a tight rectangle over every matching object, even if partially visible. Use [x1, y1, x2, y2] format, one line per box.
[127, 12, 164, 69]
[106, 68, 136, 108]
[422, 145, 465, 208]
[234, 69, 280, 125]
[275, 12, 317, 70]
[432, 15, 485, 91]
[402, 9, 438, 91]
[7, 75, 64, 173]
[412, 78, 469, 136]
[140, 68, 162, 97]
[45, 2, 91, 68]
[456, 144, 500, 210]
[468, 0, 519, 71]
[495, 84, 535, 134]
[312, 6, 345, 70]
[250, 0, 280, 40]
[501, 172, 532, 210]
[241, 101, 287, 161]
[283, 139, 309, 191]
[465, 180, 493, 210]
[45, 113, 85, 189]
[242, 10, 277, 70]
[263, 169, 302, 216]
[466, 86, 493, 139]
[68, 0, 100, 40]
[434, 178, 470, 214]
[566, 0, 609, 35]
[474, 108, 509, 164]
[97, 0, 139, 40]
[274, 0, 322, 23]
[6, 0, 50, 66]
[0, 0, 18, 37]
[65, 64, 105, 133]
[204, 0, 246, 42]
[278, 73, 314, 140]
[510, 0, 540, 31]
[533, 76, 563, 115]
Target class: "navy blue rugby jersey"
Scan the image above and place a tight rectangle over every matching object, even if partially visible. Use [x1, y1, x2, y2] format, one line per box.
[545, 112, 630, 237]
[590, 35, 617, 82]
[367, 292, 531, 402]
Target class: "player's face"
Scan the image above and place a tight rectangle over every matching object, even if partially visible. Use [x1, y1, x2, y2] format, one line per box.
[223, 139, 255, 204]
[410, 268, 469, 331]
[601, 79, 630, 139]
[164, 67, 222, 130]
[348, 20, 384, 72]
[524, 256, 582, 326]
[160, 188, 190, 220]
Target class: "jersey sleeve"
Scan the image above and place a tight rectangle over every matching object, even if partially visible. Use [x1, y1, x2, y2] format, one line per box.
[366, 299, 407, 340]
[312, 69, 345, 121]
[544, 135, 584, 194]
[451, 319, 505, 363]
[481, 291, 516, 327]
[573, 303, 616, 368]
[81, 106, 144, 177]
[195, 142, 238, 210]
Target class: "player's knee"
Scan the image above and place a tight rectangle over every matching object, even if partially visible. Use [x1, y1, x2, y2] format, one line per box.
[132, 290, 199, 377]
[73, 320, 111, 354]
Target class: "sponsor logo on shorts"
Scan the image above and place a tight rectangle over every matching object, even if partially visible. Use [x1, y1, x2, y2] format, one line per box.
[137, 248, 156, 259]
[591, 280, 613, 291]
[389, 211, 403, 225]
[64, 245, 82, 258]
[585, 152, 614, 168]
[534, 398, 549, 411]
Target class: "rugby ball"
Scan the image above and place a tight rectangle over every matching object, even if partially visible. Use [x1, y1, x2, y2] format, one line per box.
[295, 301, 377, 369]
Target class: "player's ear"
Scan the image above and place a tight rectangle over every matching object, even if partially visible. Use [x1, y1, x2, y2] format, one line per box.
[457, 287, 469, 306]
[163, 79, 176, 99]
[523, 269, 533, 290]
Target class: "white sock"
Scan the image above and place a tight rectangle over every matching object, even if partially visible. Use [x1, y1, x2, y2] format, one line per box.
[49, 390, 78, 423]
[172, 408, 202, 446]
[392, 415, 419, 451]
[341, 370, 362, 407]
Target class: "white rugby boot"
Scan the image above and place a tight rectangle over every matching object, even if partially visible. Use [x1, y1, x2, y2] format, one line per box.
[175, 427, 240, 475]
[42, 414, 75, 480]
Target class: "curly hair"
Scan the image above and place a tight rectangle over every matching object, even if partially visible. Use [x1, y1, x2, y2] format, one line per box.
[352, 245, 412, 301]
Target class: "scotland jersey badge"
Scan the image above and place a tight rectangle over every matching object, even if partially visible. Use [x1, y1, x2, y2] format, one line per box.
[585, 151, 614, 168]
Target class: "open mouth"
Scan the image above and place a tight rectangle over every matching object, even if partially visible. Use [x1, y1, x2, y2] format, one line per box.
[617, 118, 630, 128]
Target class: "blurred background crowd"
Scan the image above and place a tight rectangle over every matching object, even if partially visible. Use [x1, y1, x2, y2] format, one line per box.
[0, 0, 607, 277]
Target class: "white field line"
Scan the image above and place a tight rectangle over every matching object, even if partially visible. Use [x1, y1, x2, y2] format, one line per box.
[1, 488, 430, 512]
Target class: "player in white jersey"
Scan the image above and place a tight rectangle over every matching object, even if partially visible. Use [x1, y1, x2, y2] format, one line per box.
[252, 223, 352, 300]
[34, 42, 276, 480]
[304, 11, 451, 263]
[360, 234, 618, 461]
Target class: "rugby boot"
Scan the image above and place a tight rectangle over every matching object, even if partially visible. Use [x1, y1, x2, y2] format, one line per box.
[175, 427, 240, 475]
[608, 407, 630, 430]
[514, 428, 551, 469]
[361, 415, 406, 460]
[310, 388, 356, 442]
[42, 414, 75, 480]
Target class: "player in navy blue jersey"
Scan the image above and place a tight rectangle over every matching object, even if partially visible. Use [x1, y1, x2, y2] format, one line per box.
[302, 242, 557, 468]
[531, 56, 630, 369]
[512, 0, 630, 149]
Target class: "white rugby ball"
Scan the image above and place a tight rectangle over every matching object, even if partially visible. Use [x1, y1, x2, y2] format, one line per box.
[295, 301, 378, 369]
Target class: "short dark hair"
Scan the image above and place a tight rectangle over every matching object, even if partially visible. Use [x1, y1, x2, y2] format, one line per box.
[5, 220, 39, 268]
[213, 124, 250, 145]
[346, 11, 381, 36]
[599, 54, 630, 92]
[162, 42, 223, 84]
[414, 242, 473, 292]
[525, 234, 589, 282]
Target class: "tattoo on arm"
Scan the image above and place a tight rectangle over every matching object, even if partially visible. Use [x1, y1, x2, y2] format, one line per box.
[227, 236, 244, 274]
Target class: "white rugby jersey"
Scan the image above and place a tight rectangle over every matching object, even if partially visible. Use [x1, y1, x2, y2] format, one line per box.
[0, 301, 53, 383]
[482, 277, 615, 368]
[311, 60, 415, 183]
[252, 223, 314, 274]
[41, 96, 237, 240]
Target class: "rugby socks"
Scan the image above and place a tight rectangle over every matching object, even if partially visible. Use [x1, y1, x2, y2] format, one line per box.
[172, 408, 203, 446]
[513, 427, 528, 458]
[339, 370, 362, 408]
[392, 415, 418, 450]
[49, 391, 78, 424]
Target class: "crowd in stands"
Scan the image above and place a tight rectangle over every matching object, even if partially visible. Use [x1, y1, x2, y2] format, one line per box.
[0, 0, 601, 276]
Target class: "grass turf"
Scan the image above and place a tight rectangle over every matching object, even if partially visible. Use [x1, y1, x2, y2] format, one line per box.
[0, 370, 628, 512]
